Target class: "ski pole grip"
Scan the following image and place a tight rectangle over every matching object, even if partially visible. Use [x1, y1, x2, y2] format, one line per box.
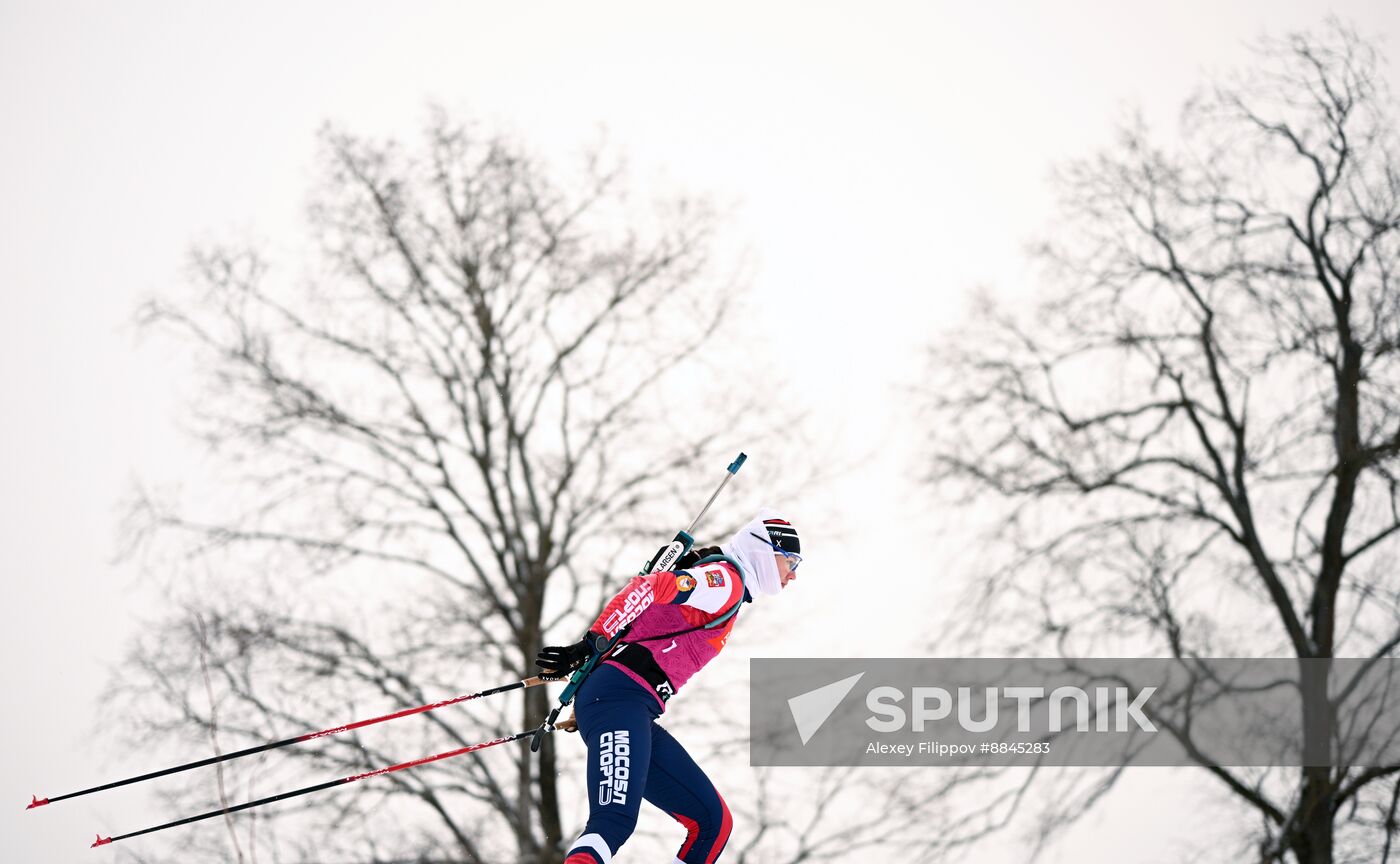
[530, 708, 559, 752]
[727, 452, 747, 474]
[646, 531, 694, 574]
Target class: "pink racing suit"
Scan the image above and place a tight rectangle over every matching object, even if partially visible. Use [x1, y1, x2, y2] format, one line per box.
[587, 558, 747, 710]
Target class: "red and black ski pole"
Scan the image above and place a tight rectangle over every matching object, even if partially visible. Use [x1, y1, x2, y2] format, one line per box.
[28, 675, 548, 811]
[88, 717, 578, 849]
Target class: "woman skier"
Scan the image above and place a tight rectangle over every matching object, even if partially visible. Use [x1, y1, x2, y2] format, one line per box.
[536, 509, 802, 864]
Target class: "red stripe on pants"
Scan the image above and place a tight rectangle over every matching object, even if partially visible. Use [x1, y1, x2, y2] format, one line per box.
[672, 811, 701, 859]
[707, 792, 732, 864]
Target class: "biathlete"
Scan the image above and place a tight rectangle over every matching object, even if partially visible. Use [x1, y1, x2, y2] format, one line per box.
[536, 509, 802, 864]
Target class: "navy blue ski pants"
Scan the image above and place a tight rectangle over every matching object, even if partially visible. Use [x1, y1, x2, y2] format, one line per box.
[563, 664, 732, 864]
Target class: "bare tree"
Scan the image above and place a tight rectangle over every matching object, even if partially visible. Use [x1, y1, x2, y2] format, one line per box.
[923, 21, 1400, 864]
[110, 108, 759, 863]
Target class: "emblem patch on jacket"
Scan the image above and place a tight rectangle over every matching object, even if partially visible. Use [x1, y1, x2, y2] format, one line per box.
[676, 573, 697, 592]
[705, 570, 726, 588]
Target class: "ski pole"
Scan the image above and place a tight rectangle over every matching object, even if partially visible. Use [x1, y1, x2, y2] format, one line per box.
[88, 719, 576, 850]
[29, 676, 548, 811]
[530, 452, 747, 752]
[642, 452, 747, 575]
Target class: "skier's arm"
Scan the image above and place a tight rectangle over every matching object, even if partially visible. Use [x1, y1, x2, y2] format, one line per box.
[538, 562, 745, 675]
[590, 562, 742, 639]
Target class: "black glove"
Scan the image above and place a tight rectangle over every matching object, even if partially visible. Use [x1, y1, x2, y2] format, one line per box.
[535, 637, 594, 680]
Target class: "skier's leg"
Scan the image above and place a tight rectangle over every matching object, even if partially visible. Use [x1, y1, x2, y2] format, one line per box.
[643, 723, 733, 864]
[564, 665, 662, 864]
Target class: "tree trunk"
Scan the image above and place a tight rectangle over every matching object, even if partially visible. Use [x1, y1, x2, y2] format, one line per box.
[1293, 661, 1335, 864]
[535, 682, 565, 859]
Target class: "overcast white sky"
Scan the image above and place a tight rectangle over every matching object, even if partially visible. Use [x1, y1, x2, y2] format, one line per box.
[3, 2, 1399, 862]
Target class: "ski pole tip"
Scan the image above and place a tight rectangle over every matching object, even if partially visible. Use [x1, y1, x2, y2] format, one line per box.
[91, 834, 112, 848]
[727, 453, 747, 474]
[26, 795, 49, 810]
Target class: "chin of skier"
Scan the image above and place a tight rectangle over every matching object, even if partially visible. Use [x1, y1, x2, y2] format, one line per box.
[536, 509, 802, 864]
